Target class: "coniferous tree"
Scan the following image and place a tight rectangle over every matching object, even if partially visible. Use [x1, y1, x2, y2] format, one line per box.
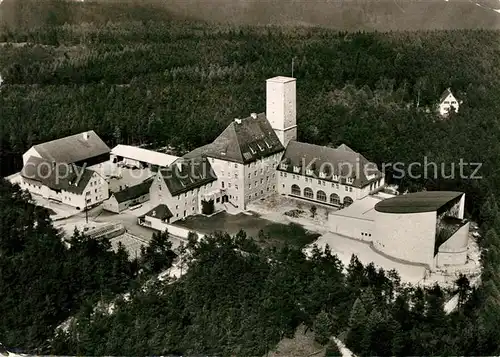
[313, 311, 332, 345]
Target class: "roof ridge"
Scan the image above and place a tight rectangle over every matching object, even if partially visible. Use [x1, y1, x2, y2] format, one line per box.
[229, 123, 245, 159]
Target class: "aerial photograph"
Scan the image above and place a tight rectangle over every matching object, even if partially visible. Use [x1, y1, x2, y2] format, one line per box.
[0, 0, 500, 355]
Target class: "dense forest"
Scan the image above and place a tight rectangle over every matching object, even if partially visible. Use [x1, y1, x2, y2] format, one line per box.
[2, 0, 500, 355]
[0, 180, 177, 352]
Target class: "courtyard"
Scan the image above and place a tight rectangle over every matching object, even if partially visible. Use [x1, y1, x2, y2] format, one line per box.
[247, 193, 335, 235]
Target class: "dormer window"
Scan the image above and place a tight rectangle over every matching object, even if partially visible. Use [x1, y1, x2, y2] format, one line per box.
[265, 140, 272, 149]
[306, 169, 314, 176]
[280, 163, 288, 170]
[293, 165, 300, 173]
[347, 177, 354, 184]
[257, 144, 264, 152]
[332, 174, 339, 182]
[319, 171, 327, 179]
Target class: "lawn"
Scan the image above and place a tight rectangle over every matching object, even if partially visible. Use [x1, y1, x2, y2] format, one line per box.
[176, 211, 320, 249]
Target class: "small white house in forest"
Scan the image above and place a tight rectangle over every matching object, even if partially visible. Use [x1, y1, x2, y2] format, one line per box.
[438, 88, 460, 117]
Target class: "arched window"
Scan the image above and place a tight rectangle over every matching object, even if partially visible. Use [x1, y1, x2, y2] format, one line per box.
[317, 190, 326, 202]
[330, 193, 340, 205]
[304, 187, 313, 199]
[291, 184, 301, 196]
[343, 196, 353, 207]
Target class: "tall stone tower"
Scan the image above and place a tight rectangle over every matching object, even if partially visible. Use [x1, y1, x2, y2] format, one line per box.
[266, 76, 297, 148]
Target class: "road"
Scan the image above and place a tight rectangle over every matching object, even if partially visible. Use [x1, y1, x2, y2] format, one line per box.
[54, 203, 185, 250]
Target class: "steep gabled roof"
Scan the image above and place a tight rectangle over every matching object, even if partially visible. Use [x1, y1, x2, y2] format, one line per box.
[278, 141, 382, 188]
[21, 156, 95, 195]
[159, 156, 217, 196]
[144, 204, 173, 220]
[336, 143, 356, 153]
[439, 88, 453, 103]
[183, 113, 284, 164]
[32, 130, 110, 164]
[112, 178, 153, 203]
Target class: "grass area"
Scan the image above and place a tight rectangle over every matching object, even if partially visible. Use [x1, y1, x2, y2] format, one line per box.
[176, 211, 320, 249]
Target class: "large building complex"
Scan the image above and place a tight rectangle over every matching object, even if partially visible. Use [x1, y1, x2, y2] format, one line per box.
[15, 75, 385, 220]
[11, 75, 475, 280]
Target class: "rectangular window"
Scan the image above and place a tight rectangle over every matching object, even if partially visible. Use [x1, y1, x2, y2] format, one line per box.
[235, 184, 238, 190]
[349, 187, 353, 192]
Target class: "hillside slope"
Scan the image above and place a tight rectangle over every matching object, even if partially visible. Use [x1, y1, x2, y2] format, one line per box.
[165, 0, 500, 30]
[0, 0, 499, 30]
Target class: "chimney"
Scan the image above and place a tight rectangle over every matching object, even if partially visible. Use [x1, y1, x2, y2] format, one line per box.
[83, 131, 89, 140]
[234, 118, 242, 124]
[250, 113, 257, 119]
[152, 210, 156, 217]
